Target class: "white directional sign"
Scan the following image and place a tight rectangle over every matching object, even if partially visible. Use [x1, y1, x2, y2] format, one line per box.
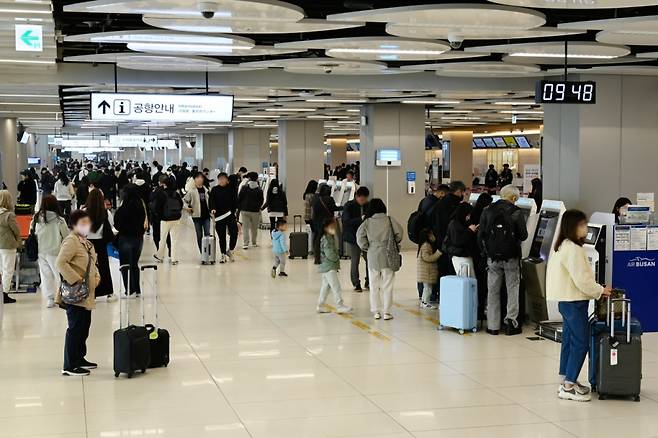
[91, 93, 233, 122]
[15, 24, 43, 52]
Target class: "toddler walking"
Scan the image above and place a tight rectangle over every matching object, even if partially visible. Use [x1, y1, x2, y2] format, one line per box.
[271, 218, 288, 277]
[317, 218, 352, 314]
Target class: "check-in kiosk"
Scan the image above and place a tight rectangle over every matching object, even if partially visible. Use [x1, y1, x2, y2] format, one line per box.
[515, 197, 539, 259]
[584, 224, 607, 285]
[522, 200, 566, 323]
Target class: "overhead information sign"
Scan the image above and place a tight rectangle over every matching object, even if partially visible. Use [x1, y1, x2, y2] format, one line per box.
[15, 24, 43, 52]
[91, 93, 234, 122]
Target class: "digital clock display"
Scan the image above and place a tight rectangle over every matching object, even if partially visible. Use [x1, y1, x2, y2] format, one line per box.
[535, 80, 596, 104]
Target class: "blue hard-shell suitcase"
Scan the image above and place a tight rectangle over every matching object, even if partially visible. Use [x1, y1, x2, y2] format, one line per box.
[438, 266, 478, 335]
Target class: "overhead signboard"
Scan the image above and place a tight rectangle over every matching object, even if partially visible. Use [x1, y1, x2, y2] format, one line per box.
[15, 24, 43, 52]
[109, 134, 158, 147]
[91, 93, 234, 122]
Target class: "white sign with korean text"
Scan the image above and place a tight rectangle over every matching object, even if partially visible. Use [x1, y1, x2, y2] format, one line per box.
[523, 164, 541, 193]
[91, 93, 233, 122]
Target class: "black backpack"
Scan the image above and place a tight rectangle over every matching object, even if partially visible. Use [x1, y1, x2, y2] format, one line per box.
[407, 201, 436, 244]
[484, 204, 519, 261]
[162, 192, 183, 221]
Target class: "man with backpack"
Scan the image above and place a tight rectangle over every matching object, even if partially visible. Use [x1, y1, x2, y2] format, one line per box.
[152, 176, 183, 265]
[477, 184, 528, 336]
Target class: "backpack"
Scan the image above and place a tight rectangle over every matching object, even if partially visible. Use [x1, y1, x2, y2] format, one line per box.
[484, 204, 519, 261]
[407, 200, 436, 244]
[162, 191, 183, 221]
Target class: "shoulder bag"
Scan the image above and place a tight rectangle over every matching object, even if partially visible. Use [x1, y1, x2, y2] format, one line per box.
[25, 218, 38, 262]
[60, 241, 92, 305]
[386, 217, 402, 272]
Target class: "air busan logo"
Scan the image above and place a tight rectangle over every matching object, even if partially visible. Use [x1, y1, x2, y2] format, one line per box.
[627, 257, 656, 268]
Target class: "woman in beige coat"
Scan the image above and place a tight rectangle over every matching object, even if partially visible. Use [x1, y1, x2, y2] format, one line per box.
[0, 190, 22, 325]
[56, 210, 100, 376]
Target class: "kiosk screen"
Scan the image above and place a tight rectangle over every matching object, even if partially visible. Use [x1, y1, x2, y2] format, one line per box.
[529, 212, 560, 261]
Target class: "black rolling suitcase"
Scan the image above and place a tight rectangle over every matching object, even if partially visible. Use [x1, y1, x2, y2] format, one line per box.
[596, 298, 642, 401]
[289, 215, 309, 259]
[141, 264, 170, 368]
[113, 265, 150, 378]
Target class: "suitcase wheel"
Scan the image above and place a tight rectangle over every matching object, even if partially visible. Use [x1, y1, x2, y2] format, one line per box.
[114, 372, 120, 378]
[438, 324, 444, 331]
[459, 329, 465, 335]
[472, 328, 478, 333]
[598, 394, 606, 400]
[142, 368, 146, 374]
[127, 372, 133, 379]
[634, 395, 641, 402]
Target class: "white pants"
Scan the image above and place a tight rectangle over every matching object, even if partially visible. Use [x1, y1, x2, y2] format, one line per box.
[38, 253, 59, 301]
[318, 270, 345, 307]
[156, 220, 181, 261]
[369, 268, 395, 314]
[452, 256, 475, 278]
[0, 249, 17, 330]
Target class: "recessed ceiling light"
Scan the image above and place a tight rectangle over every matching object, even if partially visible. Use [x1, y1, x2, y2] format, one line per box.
[493, 101, 537, 105]
[307, 98, 367, 103]
[0, 59, 55, 64]
[236, 114, 279, 119]
[233, 97, 268, 102]
[499, 110, 543, 114]
[127, 42, 253, 54]
[307, 115, 350, 119]
[0, 94, 58, 98]
[508, 52, 617, 59]
[402, 100, 461, 105]
[0, 102, 59, 106]
[264, 108, 315, 112]
[327, 48, 447, 56]
[430, 110, 472, 113]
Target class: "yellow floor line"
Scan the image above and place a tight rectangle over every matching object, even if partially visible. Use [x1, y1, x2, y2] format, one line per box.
[324, 305, 390, 342]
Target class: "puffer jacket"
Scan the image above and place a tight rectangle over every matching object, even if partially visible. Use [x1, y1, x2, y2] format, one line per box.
[356, 213, 403, 271]
[319, 234, 340, 273]
[237, 181, 264, 213]
[0, 208, 22, 250]
[31, 211, 69, 255]
[272, 230, 288, 255]
[417, 242, 441, 284]
[55, 233, 101, 311]
[263, 185, 288, 216]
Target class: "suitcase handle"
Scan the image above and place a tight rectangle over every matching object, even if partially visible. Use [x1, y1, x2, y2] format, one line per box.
[140, 264, 158, 271]
[293, 215, 303, 232]
[458, 263, 471, 278]
[608, 297, 632, 343]
[119, 264, 130, 329]
[140, 262, 160, 330]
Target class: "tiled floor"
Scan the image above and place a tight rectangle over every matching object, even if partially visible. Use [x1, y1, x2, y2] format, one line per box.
[1, 225, 657, 438]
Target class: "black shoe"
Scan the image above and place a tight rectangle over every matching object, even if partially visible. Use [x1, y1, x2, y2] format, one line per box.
[3, 293, 16, 304]
[271, 267, 277, 278]
[486, 329, 499, 336]
[505, 324, 523, 336]
[354, 285, 363, 293]
[278, 272, 288, 277]
[62, 367, 90, 376]
[364, 283, 369, 290]
[80, 359, 98, 370]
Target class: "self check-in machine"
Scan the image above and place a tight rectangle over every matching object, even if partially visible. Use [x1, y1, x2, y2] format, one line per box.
[515, 197, 539, 259]
[522, 200, 566, 323]
[584, 224, 608, 285]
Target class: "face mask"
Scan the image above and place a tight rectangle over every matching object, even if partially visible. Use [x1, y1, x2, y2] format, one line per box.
[75, 224, 91, 237]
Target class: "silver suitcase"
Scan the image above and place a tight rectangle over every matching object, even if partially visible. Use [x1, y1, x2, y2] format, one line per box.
[202, 218, 216, 265]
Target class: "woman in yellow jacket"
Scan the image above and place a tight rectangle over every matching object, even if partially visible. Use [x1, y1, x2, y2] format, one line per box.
[56, 210, 100, 376]
[547, 210, 611, 402]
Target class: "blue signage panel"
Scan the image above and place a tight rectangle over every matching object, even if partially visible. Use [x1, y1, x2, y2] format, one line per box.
[406, 171, 416, 182]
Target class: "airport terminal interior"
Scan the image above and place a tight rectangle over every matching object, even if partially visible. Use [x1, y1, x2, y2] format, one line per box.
[2, 0, 658, 437]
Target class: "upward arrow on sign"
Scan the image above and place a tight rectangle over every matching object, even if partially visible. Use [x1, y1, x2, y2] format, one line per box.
[20, 29, 39, 47]
[97, 100, 110, 114]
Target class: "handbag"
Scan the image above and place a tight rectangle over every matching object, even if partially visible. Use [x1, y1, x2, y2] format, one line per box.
[25, 218, 38, 262]
[60, 242, 92, 305]
[386, 217, 402, 272]
[595, 288, 625, 321]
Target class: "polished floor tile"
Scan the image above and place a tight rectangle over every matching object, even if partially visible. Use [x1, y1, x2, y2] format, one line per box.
[1, 227, 656, 438]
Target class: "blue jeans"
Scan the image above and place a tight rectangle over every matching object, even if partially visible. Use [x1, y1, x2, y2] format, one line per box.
[558, 300, 590, 383]
[193, 217, 211, 253]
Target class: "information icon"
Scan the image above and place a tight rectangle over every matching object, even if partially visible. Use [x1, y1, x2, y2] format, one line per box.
[113, 99, 131, 115]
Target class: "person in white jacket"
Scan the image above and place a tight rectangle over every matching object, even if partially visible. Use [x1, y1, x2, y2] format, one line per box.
[547, 209, 612, 402]
[31, 195, 69, 308]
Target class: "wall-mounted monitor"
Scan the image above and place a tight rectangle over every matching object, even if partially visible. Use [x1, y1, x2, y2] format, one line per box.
[503, 136, 518, 147]
[515, 136, 531, 148]
[27, 157, 40, 165]
[493, 137, 506, 148]
[483, 137, 496, 148]
[376, 148, 401, 167]
[473, 138, 486, 148]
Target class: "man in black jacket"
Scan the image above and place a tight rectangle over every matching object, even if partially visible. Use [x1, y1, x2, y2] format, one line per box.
[40, 168, 55, 196]
[209, 172, 238, 262]
[237, 172, 264, 249]
[477, 184, 528, 336]
[484, 164, 498, 192]
[153, 176, 183, 264]
[498, 164, 513, 188]
[176, 162, 191, 192]
[342, 186, 370, 292]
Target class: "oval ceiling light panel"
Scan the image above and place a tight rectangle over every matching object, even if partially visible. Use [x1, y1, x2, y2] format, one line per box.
[328, 3, 545, 29]
[467, 41, 630, 59]
[386, 23, 583, 40]
[142, 16, 364, 34]
[596, 30, 658, 46]
[558, 15, 658, 31]
[276, 37, 450, 61]
[128, 43, 305, 57]
[432, 61, 541, 77]
[63, 0, 305, 21]
[63, 52, 262, 72]
[64, 30, 254, 47]
[240, 57, 403, 75]
[487, 0, 658, 8]
[501, 54, 647, 65]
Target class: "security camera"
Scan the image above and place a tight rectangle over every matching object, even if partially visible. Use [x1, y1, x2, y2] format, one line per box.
[198, 1, 217, 19]
[447, 33, 464, 50]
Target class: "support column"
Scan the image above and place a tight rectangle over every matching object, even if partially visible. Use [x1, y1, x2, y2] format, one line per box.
[543, 74, 658, 213]
[328, 138, 347, 168]
[0, 118, 18, 195]
[278, 120, 324, 218]
[201, 133, 229, 170]
[441, 130, 474, 185]
[360, 104, 425, 248]
[228, 128, 271, 174]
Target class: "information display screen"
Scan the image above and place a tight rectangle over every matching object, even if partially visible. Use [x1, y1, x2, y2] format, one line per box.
[377, 149, 400, 162]
[503, 136, 518, 147]
[483, 137, 496, 148]
[535, 80, 596, 104]
[493, 137, 506, 148]
[473, 138, 486, 148]
[515, 136, 531, 148]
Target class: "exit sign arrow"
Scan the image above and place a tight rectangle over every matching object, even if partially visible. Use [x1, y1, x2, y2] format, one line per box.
[97, 100, 110, 114]
[20, 29, 39, 48]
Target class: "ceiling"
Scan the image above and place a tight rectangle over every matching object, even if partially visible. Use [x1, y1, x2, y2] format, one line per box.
[10, 1, 658, 136]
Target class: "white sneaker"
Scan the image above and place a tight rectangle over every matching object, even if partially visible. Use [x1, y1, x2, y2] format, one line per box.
[219, 254, 227, 264]
[226, 250, 235, 262]
[383, 313, 394, 320]
[558, 384, 592, 402]
[420, 301, 436, 309]
[106, 295, 118, 303]
[170, 260, 179, 265]
[251, 243, 258, 248]
[336, 305, 352, 314]
[242, 245, 249, 250]
[374, 312, 382, 320]
[316, 305, 330, 314]
[46, 298, 56, 308]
